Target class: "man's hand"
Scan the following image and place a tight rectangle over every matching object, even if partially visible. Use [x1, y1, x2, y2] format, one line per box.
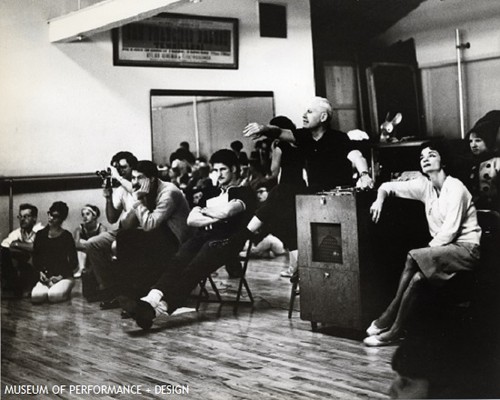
[103, 186, 113, 199]
[49, 275, 63, 286]
[356, 173, 374, 190]
[133, 179, 151, 202]
[370, 200, 384, 223]
[110, 166, 122, 182]
[40, 271, 49, 284]
[243, 122, 266, 139]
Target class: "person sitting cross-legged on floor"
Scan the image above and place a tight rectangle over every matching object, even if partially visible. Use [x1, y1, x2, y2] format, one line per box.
[73, 204, 107, 278]
[120, 149, 257, 329]
[31, 202, 78, 304]
[1, 203, 43, 297]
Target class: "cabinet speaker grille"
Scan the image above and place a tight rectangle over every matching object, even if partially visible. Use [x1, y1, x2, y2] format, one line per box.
[311, 223, 342, 263]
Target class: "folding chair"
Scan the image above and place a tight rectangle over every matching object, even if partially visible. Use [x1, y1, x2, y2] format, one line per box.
[196, 239, 254, 311]
[288, 271, 299, 318]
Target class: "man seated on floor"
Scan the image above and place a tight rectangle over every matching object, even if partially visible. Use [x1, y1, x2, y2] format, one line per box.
[1, 203, 43, 297]
[121, 149, 257, 329]
[99, 160, 192, 308]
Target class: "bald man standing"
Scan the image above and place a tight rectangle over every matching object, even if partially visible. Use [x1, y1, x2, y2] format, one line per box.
[242, 97, 374, 277]
[244, 97, 373, 192]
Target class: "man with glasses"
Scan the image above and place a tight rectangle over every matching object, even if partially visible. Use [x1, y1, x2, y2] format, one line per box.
[1, 203, 43, 297]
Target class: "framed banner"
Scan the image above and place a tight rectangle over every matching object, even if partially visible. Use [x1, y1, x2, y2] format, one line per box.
[113, 13, 239, 69]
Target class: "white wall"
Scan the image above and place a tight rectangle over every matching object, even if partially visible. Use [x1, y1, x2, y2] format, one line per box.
[373, 0, 500, 137]
[0, 0, 315, 177]
[0, 0, 314, 240]
[375, 0, 500, 67]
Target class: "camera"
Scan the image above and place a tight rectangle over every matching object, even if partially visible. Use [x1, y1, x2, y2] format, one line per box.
[95, 168, 112, 189]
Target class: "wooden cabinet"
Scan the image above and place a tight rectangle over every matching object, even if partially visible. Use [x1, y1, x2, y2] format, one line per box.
[296, 190, 382, 332]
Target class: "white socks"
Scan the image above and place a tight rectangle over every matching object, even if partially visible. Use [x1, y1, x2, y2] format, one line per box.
[154, 300, 168, 317]
[140, 288, 163, 308]
[140, 289, 169, 318]
[289, 250, 298, 273]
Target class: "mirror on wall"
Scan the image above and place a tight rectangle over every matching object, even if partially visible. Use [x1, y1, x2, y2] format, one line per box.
[150, 90, 275, 166]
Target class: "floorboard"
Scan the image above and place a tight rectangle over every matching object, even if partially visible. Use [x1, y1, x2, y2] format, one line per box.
[1, 254, 395, 399]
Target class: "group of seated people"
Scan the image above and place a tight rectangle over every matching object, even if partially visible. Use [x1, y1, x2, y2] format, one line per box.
[1, 100, 498, 361]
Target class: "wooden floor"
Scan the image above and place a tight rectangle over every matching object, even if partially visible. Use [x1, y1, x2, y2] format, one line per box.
[1, 255, 396, 399]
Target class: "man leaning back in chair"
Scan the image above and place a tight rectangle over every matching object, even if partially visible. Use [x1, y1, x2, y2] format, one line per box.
[120, 149, 257, 329]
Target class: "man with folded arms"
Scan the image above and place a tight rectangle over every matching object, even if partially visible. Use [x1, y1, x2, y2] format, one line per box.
[122, 149, 256, 329]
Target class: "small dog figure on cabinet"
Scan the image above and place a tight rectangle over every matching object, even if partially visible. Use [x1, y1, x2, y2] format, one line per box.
[380, 112, 402, 143]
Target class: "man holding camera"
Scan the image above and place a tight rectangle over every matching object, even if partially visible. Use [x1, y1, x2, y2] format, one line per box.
[105, 151, 137, 226]
[85, 151, 138, 304]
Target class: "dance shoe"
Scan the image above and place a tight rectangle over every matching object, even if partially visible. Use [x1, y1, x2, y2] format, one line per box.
[366, 320, 389, 337]
[363, 334, 403, 347]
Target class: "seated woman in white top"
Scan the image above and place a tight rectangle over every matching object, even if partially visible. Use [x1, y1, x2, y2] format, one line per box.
[364, 141, 481, 347]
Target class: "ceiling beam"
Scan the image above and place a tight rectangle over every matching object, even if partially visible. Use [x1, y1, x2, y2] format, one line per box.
[48, 0, 192, 43]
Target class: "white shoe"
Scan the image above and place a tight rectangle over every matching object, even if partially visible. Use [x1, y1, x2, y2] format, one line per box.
[366, 320, 389, 337]
[280, 266, 295, 278]
[363, 334, 402, 347]
[171, 307, 197, 316]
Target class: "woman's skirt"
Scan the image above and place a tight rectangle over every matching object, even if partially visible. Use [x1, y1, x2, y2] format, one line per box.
[409, 242, 480, 285]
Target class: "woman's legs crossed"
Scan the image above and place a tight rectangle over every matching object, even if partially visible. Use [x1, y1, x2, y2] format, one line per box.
[47, 279, 74, 303]
[31, 282, 49, 304]
[376, 253, 420, 328]
[378, 271, 426, 340]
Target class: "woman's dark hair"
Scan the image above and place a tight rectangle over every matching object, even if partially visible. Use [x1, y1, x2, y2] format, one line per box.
[49, 201, 69, 220]
[466, 110, 500, 151]
[419, 139, 450, 172]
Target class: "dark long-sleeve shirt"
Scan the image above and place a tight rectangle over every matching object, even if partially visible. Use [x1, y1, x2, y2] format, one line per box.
[33, 227, 78, 279]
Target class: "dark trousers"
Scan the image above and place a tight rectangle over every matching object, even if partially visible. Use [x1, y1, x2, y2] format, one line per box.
[1, 247, 38, 294]
[153, 229, 239, 313]
[115, 227, 179, 298]
[255, 183, 307, 250]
